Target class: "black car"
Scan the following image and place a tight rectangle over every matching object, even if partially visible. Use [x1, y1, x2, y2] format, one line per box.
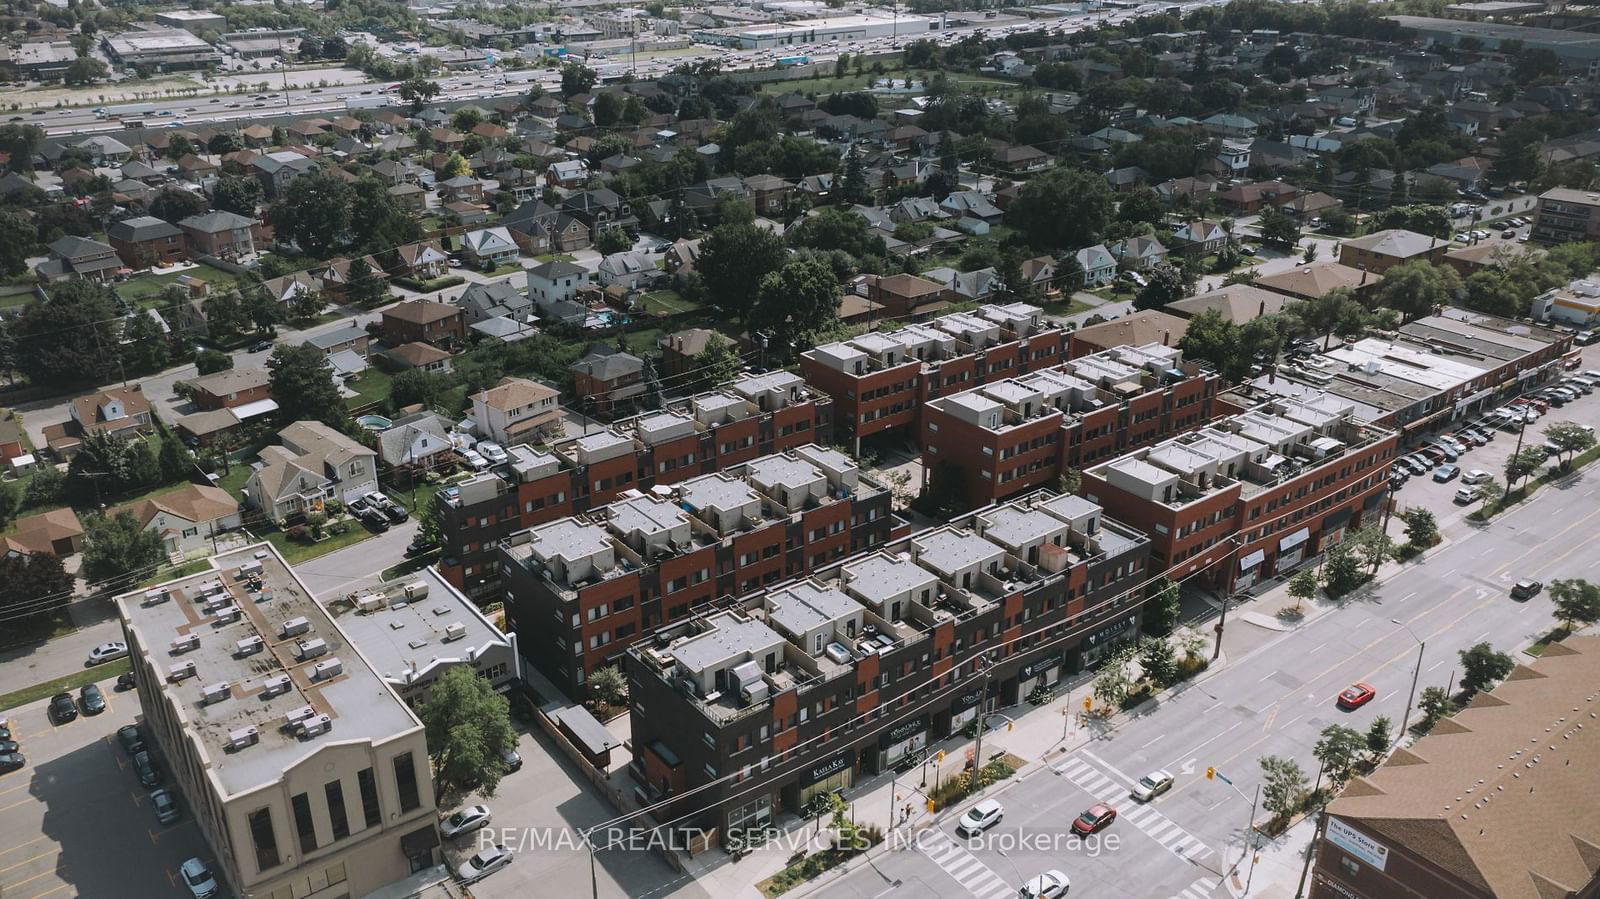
[133, 750, 162, 788]
[360, 509, 390, 532]
[116, 671, 136, 691]
[48, 693, 78, 724]
[0, 752, 23, 774]
[79, 684, 106, 715]
[118, 724, 145, 756]
[404, 538, 439, 558]
[249, 340, 272, 353]
[0, 726, 12, 742]
[380, 502, 408, 524]
[0, 741, 17, 754]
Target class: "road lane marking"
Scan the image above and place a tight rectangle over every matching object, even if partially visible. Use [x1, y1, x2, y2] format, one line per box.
[1141, 734, 1165, 749]
[1166, 722, 1243, 770]
[1261, 705, 1279, 733]
[1054, 758, 1213, 862]
[1079, 750, 1140, 789]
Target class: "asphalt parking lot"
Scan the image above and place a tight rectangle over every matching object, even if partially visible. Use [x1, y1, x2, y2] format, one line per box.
[0, 674, 216, 899]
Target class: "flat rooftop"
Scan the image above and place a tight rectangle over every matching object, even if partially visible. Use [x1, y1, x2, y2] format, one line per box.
[744, 454, 822, 493]
[912, 527, 1005, 577]
[767, 581, 860, 636]
[679, 472, 759, 514]
[519, 517, 612, 565]
[842, 551, 938, 607]
[117, 544, 419, 797]
[668, 610, 782, 673]
[321, 566, 508, 691]
[979, 505, 1067, 552]
[607, 493, 690, 538]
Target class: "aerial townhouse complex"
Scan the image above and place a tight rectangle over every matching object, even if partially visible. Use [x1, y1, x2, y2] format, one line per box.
[436, 370, 830, 600]
[622, 489, 1150, 843]
[497, 444, 902, 696]
[920, 343, 1222, 511]
[1082, 395, 1399, 590]
[799, 303, 1065, 454]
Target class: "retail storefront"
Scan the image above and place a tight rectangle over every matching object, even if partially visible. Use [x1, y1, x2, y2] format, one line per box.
[1276, 527, 1311, 571]
[1016, 653, 1063, 697]
[1321, 508, 1353, 550]
[877, 713, 930, 772]
[727, 793, 773, 839]
[946, 686, 985, 735]
[1237, 548, 1266, 591]
[796, 749, 855, 810]
[1080, 613, 1138, 668]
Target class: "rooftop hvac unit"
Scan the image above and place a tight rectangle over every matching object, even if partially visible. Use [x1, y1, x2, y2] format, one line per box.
[143, 587, 171, 605]
[356, 594, 385, 613]
[312, 658, 343, 681]
[168, 660, 198, 681]
[281, 616, 311, 638]
[227, 726, 259, 751]
[204, 594, 232, 612]
[443, 622, 467, 642]
[201, 681, 231, 704]
[235, 635, 264, 657]
[213, 605, 241, 624]
[171, 633, 200, 654]
[261, 674, 292, 697]
[197, 580, 226, 598]
[297, 638, 328, 660]
[299, 714, 332, 737]
[235, 561, 264, 580]
[404, 581, 430, 601]
[284, 705, 317, 726]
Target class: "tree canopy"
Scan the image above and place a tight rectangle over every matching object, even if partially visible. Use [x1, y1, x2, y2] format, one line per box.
[416, 666, 518, 797]
[1006, 168, 1115, 252]
[267, 343, 347, 427]
[696, 222, 789, 319]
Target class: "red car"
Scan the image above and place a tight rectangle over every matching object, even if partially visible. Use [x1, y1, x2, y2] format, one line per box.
[1337, 683, 1376, 710]
[1072, 803, 1117, 836]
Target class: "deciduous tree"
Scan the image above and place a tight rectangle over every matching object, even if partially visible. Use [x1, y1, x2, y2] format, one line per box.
[1142, 577, 1182, 636]
[749, 257, 839, 356]
[1259, 755, 1309, 820]
[82, 510, 165, 587]
[1548, 578, 1600, 631]
[1374, 261, 1462, 322]
[415, 666, 518, 797]
[1006, 168, 1115, 252]
[696, 222, 788, 319]
[1458, 642, 1514, 697]
[267, 343, 346, 428]
[14, 280, 122, 386]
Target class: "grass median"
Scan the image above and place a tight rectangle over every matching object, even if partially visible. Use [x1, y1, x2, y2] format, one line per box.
[0, 659, 130, 713]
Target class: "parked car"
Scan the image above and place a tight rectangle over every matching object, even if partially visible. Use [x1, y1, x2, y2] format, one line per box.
[86, 641, 128, 666]
[441, 804, 493, 839]
[180, 858, 219, 899]
[957, 799, 1004, 836]
[79, 683, 106, 715]
[133, 750, 162, 788]
[1511, 579, 1543, 600]
[0, 752, 24, 774]
[1337, 682, 1376, 710]
[405, 538, 439, 558]
[1454, 487, 1478, 504]
[1461, 469, 1492, 485]
[460, 449, 489, 471]
[116, 671, 136, 691]
[1433, 464, 1460, 483]
[456, 846, 514, 884]
[1019, 870, 1071, 899]
[477, 441, 509, 465]
[365, 492, 408, 523]
[48, 693, 78, 724]
[501, 744, 522, 772]
[248, 340, 272, 353]
[118, 724, 145, 756]
[151, 788, 180, 824]
[1131, 770, 1175, 802]
[1071, 802, 1117, 835]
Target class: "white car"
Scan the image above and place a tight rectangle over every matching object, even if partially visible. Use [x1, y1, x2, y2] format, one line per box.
[460, 449, 489, 470]
[441, 804, 492, 839]
[1131, 770, 1175, 802]
[956, 799, 1003, 836]
[1460, 469, 1492, 485]
[457, 845, 513, 884]
[1020, 869, 1070, 899]
[180, 858, 219, 899]
[86, 642, 128, 666]
[477, 441, 508, 465]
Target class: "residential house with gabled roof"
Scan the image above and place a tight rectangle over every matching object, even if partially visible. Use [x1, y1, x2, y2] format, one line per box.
[260, 271, 320, 310]
[562, 187, 636, 232]
[664, 238, 702, 275]
[250, 150, 317, 198]
[571, 349, 645, 413]
[381, 299, 465, 349]
[1254, 261, 1381, 301]
[1109, 234, 1169, 270]
[1200, 112, 1259, 139]
[992, 143, 1055, 175]
[116, 484, 241, 559]
[940, 190, 1004, 221]
[392, 240, 448, 280]
[459, 226, 519, 268]
[470, 376, 561, 444]
[177, 210, 257, 260]
[319, 255, 388, 301]
[106, 215, 185, 268]
[743, 173, 793, 217]
[597, 251, 656, 291]
[375, 411, 462, 469]
[527, 260, 591, 323]
[1, 507, 84, 558]
[43, 384, 153, 457]
[384, 342, 453, 374]
[1170, 219, 1229, 256]
[457, 280, 534, 325]
[246, 420, 378, 519]
[36, 235, 122, 282]
[1338, 228, 1446, 273]
[1279, 190, 1343, 222]
[501, 199, 590, 254]
[1075, 244, 1117, 288]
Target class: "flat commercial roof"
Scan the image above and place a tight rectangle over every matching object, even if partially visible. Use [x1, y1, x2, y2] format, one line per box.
[842, 552, 938, 607]
[679, 472, 759, 515]
[767, 581, 859, 637]
[912, 528, 1005, 577]
[321, 567, 510, 690]
[669, 610, 782, 673]
[979, 505, 1067, 552]
[607, 494, 689, 539]
[116, 544, 420, 797]
[744, 454, 823, 494]
[526, 517, 612, 566]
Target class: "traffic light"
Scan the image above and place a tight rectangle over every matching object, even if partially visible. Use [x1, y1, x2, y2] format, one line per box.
[1084, 695, 1093, 711]
[927, 799, 936, 812]
[935, 751, 944, 763]
[1006, 720, 1013, 732]
[1206, 766, 1216, 781]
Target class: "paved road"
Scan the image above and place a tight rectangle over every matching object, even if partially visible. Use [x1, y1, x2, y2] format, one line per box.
[820, 378, 1600, 898]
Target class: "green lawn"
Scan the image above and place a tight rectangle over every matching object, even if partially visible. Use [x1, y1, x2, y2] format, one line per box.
[638, 289, 700, 316]
[263, 522, 376, 563]
[0, 292, 32, 310]
[140, 558, 212, 587]
[533, 253, 576, 264]
[0, 659, 129, 713]
[346, 367, 394, 409]
[475, 261, 525, 278]
[118, 265, 242, 308]
[1041, 295, 1095, 318]
[622, 327, 664, 357]
[211, 450, 259, 501]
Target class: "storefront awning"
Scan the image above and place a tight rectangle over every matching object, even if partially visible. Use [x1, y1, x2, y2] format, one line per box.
[1240, 549, 1266, 570]
[400, 825, 440, 855]
[1279, 528, 1311, 551]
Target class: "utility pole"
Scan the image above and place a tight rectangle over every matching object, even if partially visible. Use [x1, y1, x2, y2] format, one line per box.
[968, 654, 993, 795]
[1294, 761, 1329, 899]
[1212, 591, 1230, 661]
[1400, 638, 1425, 748]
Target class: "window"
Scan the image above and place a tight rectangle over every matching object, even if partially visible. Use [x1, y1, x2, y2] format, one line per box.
[325, 780, 349, 841]
[357, 768, 382, 828]
[248, 807, 280, 872]
[292, 793, 317, 854]
[394, 752, 421, 813]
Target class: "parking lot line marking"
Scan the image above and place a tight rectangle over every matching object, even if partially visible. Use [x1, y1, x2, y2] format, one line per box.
[27, 883, 71, 899]
[0, 838, 48, 859]
[0, 796, 40, 814]
[0, 779, 34, 797]
[0, 850, 59, 877]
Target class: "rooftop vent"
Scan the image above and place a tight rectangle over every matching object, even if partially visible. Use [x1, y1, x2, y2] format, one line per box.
[235, 561, 263, 579]
[171, 633, 200, 654]
[168, 660, 198, 681]
[297, 638, 328, 660]
[235, 635, 264, 657]
[299, 714, 332, 737]
[261, 674, 292, 697]
[201, 681, 231, 705]
[357, 594, 385, 613]
[443, 622, 467, 642]
[404, 581, 430, 601]
[281, 616, 311, 638]
[285, 705, 316, 727]
[227, 726, 259, 751]
[311, 658, 343, 681]
[143, 587, 172, 605]
[213, 605, 242, 624]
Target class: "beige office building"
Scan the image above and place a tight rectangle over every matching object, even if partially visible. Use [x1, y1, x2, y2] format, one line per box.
[117, 545, 440, 899]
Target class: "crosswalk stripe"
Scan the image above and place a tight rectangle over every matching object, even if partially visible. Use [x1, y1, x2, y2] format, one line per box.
[1124, 805, 1155, 824]
[1146, 821, 1177, 841]
[946, 859, 981, 879]
[975, 883, 1011, 899]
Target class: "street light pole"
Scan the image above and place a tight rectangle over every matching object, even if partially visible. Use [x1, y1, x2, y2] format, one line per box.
[1294, 761, 1329, 899]
[968, 654, 994, 795]
[1391, 618, 1425, 748]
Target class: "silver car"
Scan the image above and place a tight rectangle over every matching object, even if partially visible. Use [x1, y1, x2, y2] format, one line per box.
[457, 845, 513, 884]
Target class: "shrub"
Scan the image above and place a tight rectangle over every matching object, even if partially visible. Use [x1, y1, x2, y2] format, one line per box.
[286, 524, 308, 541]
